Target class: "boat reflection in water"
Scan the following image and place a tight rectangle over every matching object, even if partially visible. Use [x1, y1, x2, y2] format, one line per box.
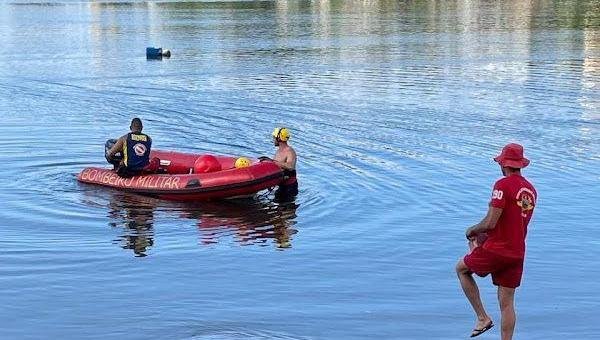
[107, 193, 156, 257]
[186, 198, 298, 249]
[104, 190, 299, 256]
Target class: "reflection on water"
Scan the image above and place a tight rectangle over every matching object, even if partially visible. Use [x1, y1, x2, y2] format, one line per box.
[107, 193, 156, 257]
[104, 191, 299, 256]
[185, 199, 298, 249]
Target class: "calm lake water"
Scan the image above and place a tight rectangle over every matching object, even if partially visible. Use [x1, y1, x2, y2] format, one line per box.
[1, 1, 599, 339]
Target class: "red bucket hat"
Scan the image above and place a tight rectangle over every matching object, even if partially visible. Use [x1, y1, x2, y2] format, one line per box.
[494, 143, 530, 168]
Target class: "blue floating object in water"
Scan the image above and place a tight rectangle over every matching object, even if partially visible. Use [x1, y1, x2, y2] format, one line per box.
[146, 47, 171, 59]
[146, 47, 162, 59]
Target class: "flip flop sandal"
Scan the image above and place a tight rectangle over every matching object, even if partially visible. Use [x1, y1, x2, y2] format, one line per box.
[470, 322, 494, 337]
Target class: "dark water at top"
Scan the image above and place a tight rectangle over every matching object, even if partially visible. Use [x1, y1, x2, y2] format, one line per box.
[0, 1, 599, 339]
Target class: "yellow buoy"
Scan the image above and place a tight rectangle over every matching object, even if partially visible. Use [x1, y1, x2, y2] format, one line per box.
[235, 157, 251, 168]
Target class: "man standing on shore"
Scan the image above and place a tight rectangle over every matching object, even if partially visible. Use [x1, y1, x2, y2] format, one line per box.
[456, 143, 537, 339]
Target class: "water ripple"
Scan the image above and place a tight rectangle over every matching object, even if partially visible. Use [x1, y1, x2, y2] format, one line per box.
[1, 1, 600, 339]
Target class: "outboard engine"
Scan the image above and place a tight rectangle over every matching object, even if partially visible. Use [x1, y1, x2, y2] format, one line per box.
[105, 139, 123, 167]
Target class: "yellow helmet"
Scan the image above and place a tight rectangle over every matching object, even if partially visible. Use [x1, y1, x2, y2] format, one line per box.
[272, 127, 290, 142]
[234, 157, 251, 168]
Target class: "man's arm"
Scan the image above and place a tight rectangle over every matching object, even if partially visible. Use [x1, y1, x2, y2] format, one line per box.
[466, 206, 503, 239]
[106, 137, 124, 158]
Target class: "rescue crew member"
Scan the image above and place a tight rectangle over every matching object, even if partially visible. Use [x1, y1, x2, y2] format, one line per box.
[106, 118, 153, 178]
[271, 127, 298, 199]
[455, 143, 537, 339]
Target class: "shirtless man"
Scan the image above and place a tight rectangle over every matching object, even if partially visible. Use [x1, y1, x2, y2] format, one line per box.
[270, 127, 298, 198]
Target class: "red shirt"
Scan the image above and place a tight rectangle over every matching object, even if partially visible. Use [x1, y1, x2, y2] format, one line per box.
[483, 173, 537, 259]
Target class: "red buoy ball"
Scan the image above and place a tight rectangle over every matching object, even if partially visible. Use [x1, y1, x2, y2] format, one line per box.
[194, 155, 222, 173]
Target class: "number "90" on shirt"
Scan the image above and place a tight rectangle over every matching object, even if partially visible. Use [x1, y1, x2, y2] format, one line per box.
[492, 189, 504, 200]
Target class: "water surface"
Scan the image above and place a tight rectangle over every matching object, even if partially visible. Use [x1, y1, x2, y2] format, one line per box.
[1, 1, 599, 339]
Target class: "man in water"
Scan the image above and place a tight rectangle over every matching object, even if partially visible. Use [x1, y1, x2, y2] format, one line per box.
[270, 127, 298, 199]
[456, 143, 537, 339]
[106, 118, 154, 178]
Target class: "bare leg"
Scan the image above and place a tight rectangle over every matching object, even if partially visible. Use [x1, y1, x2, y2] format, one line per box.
[498, 286, 516, 340]
[456, 259, 493, 330]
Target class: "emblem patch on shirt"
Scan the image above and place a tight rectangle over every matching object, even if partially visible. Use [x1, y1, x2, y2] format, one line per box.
[516, 188, 535, 217]
[133, 143, 147, 156]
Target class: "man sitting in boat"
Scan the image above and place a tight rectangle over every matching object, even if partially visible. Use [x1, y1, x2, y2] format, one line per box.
[105, 118, 156, 178]
[271, 127, 298, 199]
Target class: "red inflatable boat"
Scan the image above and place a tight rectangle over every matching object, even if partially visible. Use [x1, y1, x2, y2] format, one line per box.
[77, 150, 284, 201]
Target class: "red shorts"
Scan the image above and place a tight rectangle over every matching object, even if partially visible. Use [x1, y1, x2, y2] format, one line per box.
[464, 247, 524, 288]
